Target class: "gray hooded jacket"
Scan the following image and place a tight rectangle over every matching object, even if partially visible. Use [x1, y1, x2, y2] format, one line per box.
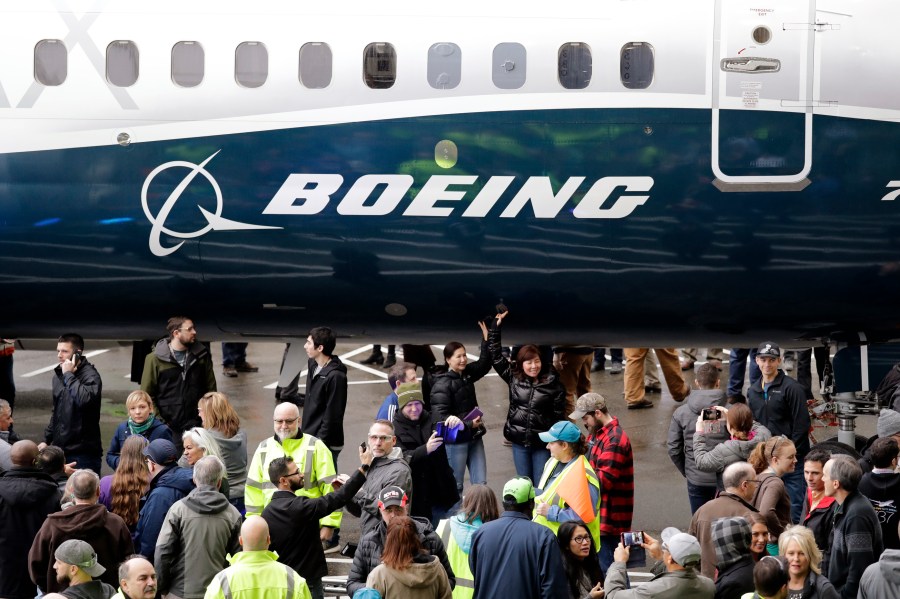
[155, 484, 242, 599]
[667, 389, 729, 486]
[859, 549, 900, 599]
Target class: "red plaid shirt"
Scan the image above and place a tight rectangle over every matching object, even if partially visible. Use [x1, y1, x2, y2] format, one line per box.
[586, 417, 634, 535]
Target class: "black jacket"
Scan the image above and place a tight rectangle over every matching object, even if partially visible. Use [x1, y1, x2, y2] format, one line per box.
[488, 328, 566, 447]
[429, 339, 492, 442]
[747, 371, 811, 458]
[262, 469, 366, 581]
[793, 571, 839, 599]
[141, 339, 216, 434]
[858, 470, 900, 550]
[303, 356, 348, 451]
[0, 468, 61, 599]
[47, 359, 103, 457]
[392, 409, 460, 519]
[714, 556, 755, 599]
[826, 490, 884, 599]
[347, 515, 455, 597]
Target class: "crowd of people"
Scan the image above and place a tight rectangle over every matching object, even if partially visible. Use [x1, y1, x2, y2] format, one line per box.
[3, 315, 900, 599]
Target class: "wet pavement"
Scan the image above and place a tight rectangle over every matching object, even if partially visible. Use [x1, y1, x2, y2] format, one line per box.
[6, 342, 876, 582]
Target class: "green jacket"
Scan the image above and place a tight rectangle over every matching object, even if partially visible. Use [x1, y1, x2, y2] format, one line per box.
[204, 550, 311, 599]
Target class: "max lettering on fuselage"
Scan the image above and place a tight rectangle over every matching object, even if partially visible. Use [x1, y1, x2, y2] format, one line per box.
[263, 174, 653, 219]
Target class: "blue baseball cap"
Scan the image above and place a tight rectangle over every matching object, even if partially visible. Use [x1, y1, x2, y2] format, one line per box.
[538, 421, 582, 443]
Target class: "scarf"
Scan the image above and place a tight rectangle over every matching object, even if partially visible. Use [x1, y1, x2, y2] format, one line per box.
[128, 414, 155, 436]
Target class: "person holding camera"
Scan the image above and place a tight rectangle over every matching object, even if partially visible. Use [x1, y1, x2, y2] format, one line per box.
[666, 363, 729, 515]
[392, 382, 459, 527]
[604, 528, 713, 598]
[41, 333, 103, 474]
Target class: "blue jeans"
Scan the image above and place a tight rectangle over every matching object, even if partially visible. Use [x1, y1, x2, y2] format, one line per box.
[687, 481, 717, 514]
[783, 460, 806, 524]
[511, 443, 550, 486]
[728, 348, 761, 397]
[69, 454, 102, 476]
[221, 342, 248, 366]
[599, 533, 618, 577]
[446, 437, 487, 493]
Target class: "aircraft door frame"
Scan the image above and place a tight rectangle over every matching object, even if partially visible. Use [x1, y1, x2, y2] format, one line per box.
[712, 0, 816, 188]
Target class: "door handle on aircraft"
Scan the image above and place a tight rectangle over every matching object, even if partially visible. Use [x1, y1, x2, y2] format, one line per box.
[720, 57, 781, 73]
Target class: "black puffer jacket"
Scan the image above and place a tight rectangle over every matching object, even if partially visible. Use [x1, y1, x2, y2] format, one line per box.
[488, 328, 566, 448]
[47, 359, 103, 457]
[429, 339, 492, 442]
[393, 409, 460, 520]
[346, 515, 455, 597]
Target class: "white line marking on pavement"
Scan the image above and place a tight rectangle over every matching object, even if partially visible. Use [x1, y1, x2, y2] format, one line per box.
[21, 349, 110, 378]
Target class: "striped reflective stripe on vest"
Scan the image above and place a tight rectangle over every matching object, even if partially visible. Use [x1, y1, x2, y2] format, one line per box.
[285, 564, 295, 597]
[215, 571, 232, 599]
[304, 443, 315, 490]
[436, 520, 475, 589]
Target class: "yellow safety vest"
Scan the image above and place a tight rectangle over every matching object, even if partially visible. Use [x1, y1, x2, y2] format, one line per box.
[533, 455, 601, 550]
[244, 433, 340, 528]
[435, 518, 475, 599]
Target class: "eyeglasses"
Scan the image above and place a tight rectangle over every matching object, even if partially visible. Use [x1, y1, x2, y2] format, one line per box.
[274, 418, 299, 425]
[572, 535, 592, 544]
[285, 470, 302, 479]
[368, 434, 393, 442]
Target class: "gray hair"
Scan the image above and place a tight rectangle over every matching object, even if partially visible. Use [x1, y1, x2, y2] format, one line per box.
[0, 399, 10, 415]
[70, 469, 100, 501]
[723, 461, 756, 490]
[182, 427, 223, 460]
[193, 455, 225, 487]
[827, 454, 862, 493]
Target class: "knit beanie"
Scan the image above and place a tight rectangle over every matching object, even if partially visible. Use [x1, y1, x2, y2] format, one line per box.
[877, 409, 900, 438]
[396, 382, 424, 410]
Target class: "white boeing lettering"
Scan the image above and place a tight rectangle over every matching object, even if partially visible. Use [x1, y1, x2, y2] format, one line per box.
[263, 174, 343, 215]
[404, 175, 477, 217]
[337, 175, 414, 215]
[880, 180, 900, 202]
[573, 176, 653, 218]
[462, 176, 516, 217]
[500, 176, 586, 218]
[143, 152, 654, 256]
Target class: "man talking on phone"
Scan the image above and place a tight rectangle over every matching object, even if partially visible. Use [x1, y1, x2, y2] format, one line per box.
[40, 333, 103, 474]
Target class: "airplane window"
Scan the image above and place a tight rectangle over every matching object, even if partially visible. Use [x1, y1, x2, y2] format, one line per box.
[172, 41, 204, 88]
[106, 40, 139, 87]
[34, 39, 67, 86]
[235, 42, 268, 88]
[492, 43, 526, 89]
[620, 42, 654, 89]
[364, 43, 396, 89]
[299, 42, 332, 89]
[427, 43, 461, 89]
[558, 42, 591, 90]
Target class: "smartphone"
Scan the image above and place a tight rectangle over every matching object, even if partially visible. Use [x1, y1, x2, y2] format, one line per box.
[360, 441, 368, 451]
[435, 422, 458, 443]
[621, 531, 646, 568]
[464, 407, 484, 421]
[702, 407, 720, 421]
[71, 351, 83, 365]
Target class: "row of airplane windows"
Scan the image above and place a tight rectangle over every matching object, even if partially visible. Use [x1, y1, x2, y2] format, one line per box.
[30, 39, 656, 91]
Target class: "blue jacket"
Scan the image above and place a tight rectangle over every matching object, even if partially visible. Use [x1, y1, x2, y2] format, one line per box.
[469, 511, 568, 599]
[106, 418, 174, 470]
[134, 465, 195, 560]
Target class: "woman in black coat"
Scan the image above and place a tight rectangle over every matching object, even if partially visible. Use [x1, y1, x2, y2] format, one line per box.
[488, 311, 566, 485]
[392, 382, 460, 526]
[428, 322, 492, 494]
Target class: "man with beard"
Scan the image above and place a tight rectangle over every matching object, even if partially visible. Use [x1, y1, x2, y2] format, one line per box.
[53, 540, 116, 599]
[245, 403, 340, 538]
[262, 447, 373, 599]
